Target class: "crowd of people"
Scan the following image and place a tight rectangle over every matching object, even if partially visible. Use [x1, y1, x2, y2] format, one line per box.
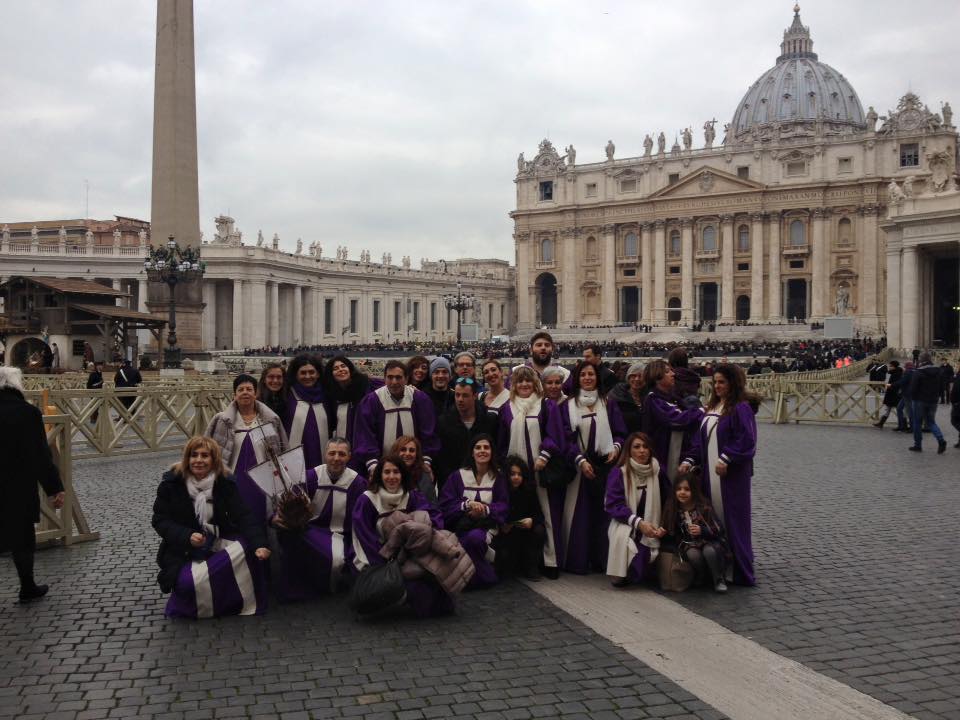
[149, 333, 759, 620]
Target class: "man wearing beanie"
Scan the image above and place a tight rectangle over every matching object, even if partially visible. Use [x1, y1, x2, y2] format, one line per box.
[425, 356, 455, 419]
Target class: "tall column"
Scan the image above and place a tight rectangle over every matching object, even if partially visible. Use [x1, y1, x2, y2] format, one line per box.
[859, 205, 880, 328]
[151, 0, 200, 248]
[232, 279, 243, 349]
[885, 244, 901, 349]
[720, 214, 735, 323]
[680, 219, 694, 324]
[246, 280, 267, 349]
[653, 220, 666, 323]
[515, 232, 531, 328]
[201, 279, 216, 350]
[768, 212, 782, 322]
[601, 224, 617, 323]
[268, 281, 280, 347]
[561, 229, 577, 326]
[640, 223, 653, 323]
[750, 213, 765, 322]
[810, 209, 827, 320]
[900, 246, 919, 350]
[292, 285, 303, 347]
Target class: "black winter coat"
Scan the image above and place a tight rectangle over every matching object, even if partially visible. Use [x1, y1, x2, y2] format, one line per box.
[0, 388, 63, 550]
[882, 367, 903, 407]
[151, 470, 267, 593]
[435, 401, 499, 488]
[608, 382, 644, 434]
[505, 482, 544, 526]
[952, 372, 960, 405]
[909, 365, 942, 405]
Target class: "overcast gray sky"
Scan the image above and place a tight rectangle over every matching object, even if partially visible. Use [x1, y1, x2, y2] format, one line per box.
[1, 1, 957, 262]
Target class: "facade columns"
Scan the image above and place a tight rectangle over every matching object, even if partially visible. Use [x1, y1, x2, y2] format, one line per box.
[810, 208, 827, 320]
[680, 219, 694, 324]
[768, 212, 782, 322]
[515, 233, 531, 328]
[246, 279, 267, 349]
[859, 205, 880, 327]
[720, 215, 735, 323]
[202, 280, 216, 350]
[292, 285, 303, 347]
[601, 224, 617, 323]
[640, 223, 653, 323]
[750, 213, 765, 322]
[653, 220, 666, 323]
[561, 229, 577, 325]
[308, 287, 321, 344]
[232, 279, 243, 350]
[268, 281, 280, 347]
[900, 246, 919, 349]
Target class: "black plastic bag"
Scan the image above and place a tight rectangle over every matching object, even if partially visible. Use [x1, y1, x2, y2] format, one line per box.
[349, 558, 406, 616]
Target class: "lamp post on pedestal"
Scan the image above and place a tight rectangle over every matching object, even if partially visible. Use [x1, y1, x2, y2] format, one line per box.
[144, 235, 204, 368]
[443, 280, 476, 344]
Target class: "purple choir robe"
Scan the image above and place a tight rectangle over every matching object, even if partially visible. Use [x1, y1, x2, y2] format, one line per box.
[351, 489, 453, 618]
[496, 398, 567, 568]
[439, 468, 509, 588]
[353, 386, 440, 475]
[642, 388, 704, 495]
[275, 466, 367, 600]
[561, 396, 627, 574]
[328, 377, 385, 460]
[283, 384, 334, 470]
[682, 400, 757, 586]
[604, 466, 654, 581]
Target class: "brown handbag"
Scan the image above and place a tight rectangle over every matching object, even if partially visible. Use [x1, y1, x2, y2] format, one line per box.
[657, 550, 694, 592]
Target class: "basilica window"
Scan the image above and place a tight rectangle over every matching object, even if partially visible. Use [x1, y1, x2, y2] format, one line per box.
[541, 237, 554, 263]
[539, 181, 554, 201]
[737, 166, 750, 179]
[702, 226, 717, 253]
[585, 182, 598, 197]
[837, 217, 852, 245]
[620, 179, 637, 193]
[789, 220, 806, 247]
[837, 157, 853, 173]
[394, 301, 401, 332]
[737, 224, 750, 252]
[585, 236, 598, 261]
[899, 143, 919, 168]
[324, 299, 334, 335]
[412, 302, 420, 331]
[349, 299, 358, 334]
[668, 173, 680, 185]
[624, 232, 638, 257]
[623, 268, 636, 277]
[430, 302, 437, 331]
[669, 230, 681, 256]
[737, 262, 750, 272]
[786, 160, 807, 176]
[372, 300, 381, 334]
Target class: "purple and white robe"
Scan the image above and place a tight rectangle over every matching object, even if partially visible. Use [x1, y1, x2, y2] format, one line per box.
[353, 385, 439, 474]
[284, 384, 333, 470]
[604, 461, 661, 581]
[642, 388, 704, 495]
[440, 468, 508, 587]
[230, 417, 282, 526]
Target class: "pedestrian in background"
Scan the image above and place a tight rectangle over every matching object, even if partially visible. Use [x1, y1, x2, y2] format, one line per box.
[908, 353, 947, 454]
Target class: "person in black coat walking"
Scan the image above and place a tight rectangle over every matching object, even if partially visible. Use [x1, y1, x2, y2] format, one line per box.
[908, 353, 947, 453]
[0, 367, 64, 602]
[874, 360, 902, 429]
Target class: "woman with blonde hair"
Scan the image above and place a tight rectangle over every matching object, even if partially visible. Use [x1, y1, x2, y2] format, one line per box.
[152, 436, 271, 619]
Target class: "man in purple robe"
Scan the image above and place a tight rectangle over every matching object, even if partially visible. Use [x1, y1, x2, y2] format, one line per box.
[353, 360, 440, 476]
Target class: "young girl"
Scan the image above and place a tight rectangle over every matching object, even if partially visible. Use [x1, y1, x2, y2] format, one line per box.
[493, 455, 545, 581]
[663, 471, 730, 593]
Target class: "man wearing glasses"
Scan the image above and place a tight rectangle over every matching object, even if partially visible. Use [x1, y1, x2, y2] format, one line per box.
[434, 377, 499, 489]
[453, 351, 479, 384]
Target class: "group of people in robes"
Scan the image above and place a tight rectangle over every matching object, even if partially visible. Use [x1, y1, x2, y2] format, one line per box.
[151, 332, 759, 620]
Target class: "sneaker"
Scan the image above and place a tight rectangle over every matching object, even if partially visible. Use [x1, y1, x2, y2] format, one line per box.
[938, 441, 947, 454]
[714, 580, 728, 593]
[908, 446, 922, 452]
[18, 584, 49, 603]
[610, 577, 630, 588]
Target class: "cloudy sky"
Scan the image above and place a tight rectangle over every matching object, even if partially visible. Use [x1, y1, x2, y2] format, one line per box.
[1, 1, 957, 262]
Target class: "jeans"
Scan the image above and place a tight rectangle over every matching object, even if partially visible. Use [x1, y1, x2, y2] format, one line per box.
[895, 397, 908, 428]
[951, 403, 960, 437]
[911, 401, 944, 447]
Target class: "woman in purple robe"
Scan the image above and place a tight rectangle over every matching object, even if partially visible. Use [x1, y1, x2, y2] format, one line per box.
[322, 355, 384, 451]
[351, 455, 453, 618]
[152, 436, 271, 619]
[283, 354, 333, 470]
[561, 361, 627, 574]
[496, 365, 566, 578]
[641, 360, 704, 496]
[273, 437, 367, 600]
[205, 374, 287, 526]
[440, 434, 509, 588]
[681, 363, 759, 586]
[256, 362, 287, 421]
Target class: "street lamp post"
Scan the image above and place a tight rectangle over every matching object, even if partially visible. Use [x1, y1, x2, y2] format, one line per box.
[144, 235, 204, 368]
[443, 280, 476, 344]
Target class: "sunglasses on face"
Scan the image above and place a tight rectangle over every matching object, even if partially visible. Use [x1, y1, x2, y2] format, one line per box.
[455, 377, 477, 386]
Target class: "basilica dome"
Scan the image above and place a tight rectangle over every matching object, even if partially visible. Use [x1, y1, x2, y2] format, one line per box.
[729, 6, 866, 143]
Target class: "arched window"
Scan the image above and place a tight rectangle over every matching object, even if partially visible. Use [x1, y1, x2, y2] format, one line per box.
[737, 225, 750, 252]
[789, 220, 805, 247]
[541, 237, 554, 262]
[837, 217, 852, 245]
[585, 236, 598, 260]
[624, 232, 638, 257]
[669, 230, 681, 256]
[702, 226, 717, 252]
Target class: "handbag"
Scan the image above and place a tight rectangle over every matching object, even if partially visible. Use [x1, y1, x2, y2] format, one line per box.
[349, 557, 407, 616]
[538, 453, 574, 489]
[657, 551, 694, 592]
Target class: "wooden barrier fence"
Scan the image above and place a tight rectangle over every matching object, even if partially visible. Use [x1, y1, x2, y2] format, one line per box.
[37, 414, 99, 546]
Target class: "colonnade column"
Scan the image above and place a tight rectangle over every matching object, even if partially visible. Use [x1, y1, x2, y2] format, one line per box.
[720, 215, 735, 323]
[515, 233, 531, 328]
[750, 213, 765, 322]
[561, 229, 577, 325]
[246, 279, 267, 349]
[202, 280, 216, 350]
[680, 219, 693, 324]
[268, 281, 280, 347]
[859, 205, 879, 327]
[232, 279, 243, 350]
[601, 224, 617, 323]
[810, 208, 827, 320]
[292, 285, 303, 347]
[900, 246, 919, 350]
[767, 212, 782, 322]
[307, 287, 321, 344]
[885, 245, 901, 349]
[640, 223, 653, 323]
[653, 220, 666, 324]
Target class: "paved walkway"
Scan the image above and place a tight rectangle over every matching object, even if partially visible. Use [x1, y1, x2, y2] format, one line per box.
[1, 411, 958, 720]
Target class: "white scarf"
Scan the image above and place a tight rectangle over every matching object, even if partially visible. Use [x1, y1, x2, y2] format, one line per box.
[508, 394, 542, 460]
[372, 487, 407, 514]
[568, 393, 615, 456]
[185, 472, 216, 529]
[376, 385, 415, 454]
[625, 458, 661, 553]
[484, 387, 510, 409]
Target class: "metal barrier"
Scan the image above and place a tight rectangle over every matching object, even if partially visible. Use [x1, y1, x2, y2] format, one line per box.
[37, 415, 99, 546]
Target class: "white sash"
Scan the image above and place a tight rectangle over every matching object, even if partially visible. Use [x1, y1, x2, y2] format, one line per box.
[289, 389, 330, 456]
[190, 537, 258, 618]
[309, 465, 359, 532]
[336, 402, 350, 437]
[459, 468, 496, 506]
[566, 396, 615, 456]
[484, 387, 509, 409]
[376, 385, 415, 454]
[703, 412, 724, 522]
[231, 419, 276, 472]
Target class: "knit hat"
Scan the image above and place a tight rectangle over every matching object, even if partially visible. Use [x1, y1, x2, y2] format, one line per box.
[429, 356, 451, 375]
[626, 361, 645, 378]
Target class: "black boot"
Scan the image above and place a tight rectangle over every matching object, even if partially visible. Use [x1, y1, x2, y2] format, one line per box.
[873, 414, 888, 428]
[18, 584, 49, 604]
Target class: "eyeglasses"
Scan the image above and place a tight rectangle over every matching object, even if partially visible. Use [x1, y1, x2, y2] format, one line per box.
[455, 377, 477, 386]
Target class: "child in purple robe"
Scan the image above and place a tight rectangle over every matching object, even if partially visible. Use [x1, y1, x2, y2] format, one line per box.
[283, 354, 333, 470]
[662, 471, 729, 592]
[561, 361, 627, 574]
[351, 455, 453, 618]
[440, 435, 509, 588]
[273, 437, 367, 600]
[681, 363, 758, 586]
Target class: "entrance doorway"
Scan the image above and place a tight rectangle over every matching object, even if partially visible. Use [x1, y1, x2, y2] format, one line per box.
[786, 279, 808, 321]
[622, 287, 639, 324]
[699, 283, 718, 323]
[933, 257, 959, 347]
[667, 297, 681, 324]
[536, 273, 557, 326]
[736, 295, 750, 322]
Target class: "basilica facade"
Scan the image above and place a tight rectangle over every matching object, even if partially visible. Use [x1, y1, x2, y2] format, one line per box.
[511, 7, 960, 348]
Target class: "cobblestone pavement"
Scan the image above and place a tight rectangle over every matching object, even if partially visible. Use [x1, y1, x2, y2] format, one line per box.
[0, 452, 724, 720]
